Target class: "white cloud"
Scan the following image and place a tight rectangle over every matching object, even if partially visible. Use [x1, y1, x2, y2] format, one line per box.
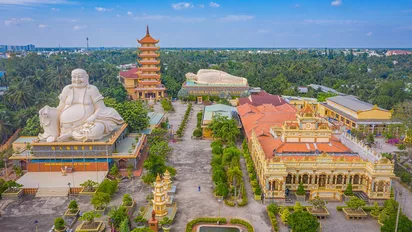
[366, 32, 373, 36]
[172, 2, 192, 10]
[303, 19, 357, 24]
[116, 14, 121, 17]
[51, 7, 59, 11]
[220, 15, 254, 22]
[127, 11, 133, 16]
[38, 24, 49, 28]
[294, 4, 300, 8]
[0, 0, 71, 5]
[331, 0, 342, 6]
[73, 25, 87, 30]
[209, 2, 220, 8]
[199, 4, 204, 8]
[95, 7, 112, 12]
[133, 14, 205, 23]
[4, 17, 33, 26]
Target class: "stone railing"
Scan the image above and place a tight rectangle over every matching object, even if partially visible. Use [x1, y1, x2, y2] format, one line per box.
[340, 132, 382, 163]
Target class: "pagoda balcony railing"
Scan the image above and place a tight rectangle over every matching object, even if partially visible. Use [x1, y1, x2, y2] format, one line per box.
[138, 60, 160, 65]
[138, 53, 160, 58]
[138, 46, 160, 51]
[137, 67, 160, 72]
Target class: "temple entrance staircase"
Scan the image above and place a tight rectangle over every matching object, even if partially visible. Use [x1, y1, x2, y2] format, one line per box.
[35, 187, 69, 197]
[354, 191, 369, 204]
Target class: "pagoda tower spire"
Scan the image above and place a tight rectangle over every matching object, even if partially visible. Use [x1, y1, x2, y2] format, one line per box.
[146, 24, 150, 35]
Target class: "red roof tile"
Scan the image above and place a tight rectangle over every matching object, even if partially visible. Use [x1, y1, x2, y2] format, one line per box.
[239, 91, 287, 106]
[119, 68, 139, 79]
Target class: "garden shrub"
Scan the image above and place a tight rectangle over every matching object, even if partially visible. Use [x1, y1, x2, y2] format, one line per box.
[185, 218, 227, 232]
[229, 218, 254, 232]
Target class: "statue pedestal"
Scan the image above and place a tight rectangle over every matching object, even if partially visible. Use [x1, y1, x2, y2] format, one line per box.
[149, 218, 159, 232]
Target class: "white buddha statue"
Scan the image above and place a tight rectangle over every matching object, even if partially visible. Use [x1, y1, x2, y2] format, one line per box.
[186, 69, 248, 85]
[38, 69, 124, 142]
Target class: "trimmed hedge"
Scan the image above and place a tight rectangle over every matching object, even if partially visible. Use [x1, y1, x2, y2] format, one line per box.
[230, 218, 254, 232]
[176, 103, 192, 138]
[186, 217, 227, 232]
[267, 206, 279, 232]
[336, 205, 384, 211]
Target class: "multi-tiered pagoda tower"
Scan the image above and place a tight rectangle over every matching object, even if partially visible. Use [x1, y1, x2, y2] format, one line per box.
[119, 26, 166, 100]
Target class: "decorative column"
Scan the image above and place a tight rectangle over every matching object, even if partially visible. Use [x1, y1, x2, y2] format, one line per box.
[152, 174, 168, 217]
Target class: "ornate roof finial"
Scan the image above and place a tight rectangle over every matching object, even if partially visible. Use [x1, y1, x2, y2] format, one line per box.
[146, 25, 150, 35]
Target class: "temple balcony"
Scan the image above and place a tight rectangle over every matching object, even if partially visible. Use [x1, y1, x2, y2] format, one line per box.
[138, 53, 160, 58]
[138, 46, 160, 51]
[139, 74, 160, 78]
[135, 84, 166, 91]
[138, 60, 161, 65]
[138, 67, 160, 72]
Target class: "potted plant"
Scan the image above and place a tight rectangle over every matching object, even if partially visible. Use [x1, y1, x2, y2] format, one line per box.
[122, 194, 134, 207]
[343, 183, 354, 201]
[343, 197, 367, 219]
[134, 214, 148, 228]
[91, 192, 111, 214]
[159, 217, 172, 232]
[307, 196, 330, 218]
[295, 182, 306, 201]
[69, 200, 79, 216]
[80, 180, 98, 194]
[78, 211, 102, 231]
[54, 217, 66, 232]
[139, 206, 146, 215]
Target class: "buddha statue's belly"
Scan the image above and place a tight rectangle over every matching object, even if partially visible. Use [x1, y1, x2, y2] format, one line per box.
[60, 104, 94, 128]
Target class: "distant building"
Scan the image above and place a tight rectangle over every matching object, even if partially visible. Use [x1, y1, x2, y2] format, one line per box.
[282, 95, 318, 111]
[0, 44, 35, 52]
[308, 84, 345, 96]
[318, 95, 401, 134]
[297, 86, 308, 93]
[201, 104, 239, 138]
[386, 50, 412, 56]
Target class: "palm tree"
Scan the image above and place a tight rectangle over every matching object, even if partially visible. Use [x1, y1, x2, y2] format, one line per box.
[227, 166, 243, 200]
[0, 110, 16, 143]
[4, 80, 34, 110]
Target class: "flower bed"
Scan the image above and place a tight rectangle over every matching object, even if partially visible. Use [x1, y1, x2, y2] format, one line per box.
[306, 206, 330, 219]
[267, 205, 279, 232]
[79, 188, 97, 196]
[1, 188, 23, 199]
[75, 221, 105, 232]
[342, 208, 367, 220]
[243, 149, 262, 201]
[229, 218, 254, 232]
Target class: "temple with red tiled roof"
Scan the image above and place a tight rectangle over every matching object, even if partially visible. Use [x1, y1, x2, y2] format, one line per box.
[239, 101, 394, 201]
[238, 90, 287, 107]
[119, 25, 166, 100]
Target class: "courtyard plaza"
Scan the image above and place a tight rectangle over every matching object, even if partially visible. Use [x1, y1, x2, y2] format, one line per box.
[0, 101, 410, 232]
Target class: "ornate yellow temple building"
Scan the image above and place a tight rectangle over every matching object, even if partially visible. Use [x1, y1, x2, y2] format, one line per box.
[318, 95, 400, 134]
[120, 26, 166, 100]
[239, 102, 395, 201]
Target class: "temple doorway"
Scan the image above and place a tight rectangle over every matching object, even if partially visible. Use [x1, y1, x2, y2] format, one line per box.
[318, 174, 326, 188]
[145, 92, 156, 99]
[20, 160, 27, 171]
[119, 159, 127, 169]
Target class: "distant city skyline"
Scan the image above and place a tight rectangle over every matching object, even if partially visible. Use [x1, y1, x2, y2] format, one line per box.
[1, 0, 412, 48]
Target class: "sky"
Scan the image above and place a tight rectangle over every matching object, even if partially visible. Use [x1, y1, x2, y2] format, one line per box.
[1, 0, 412, 48]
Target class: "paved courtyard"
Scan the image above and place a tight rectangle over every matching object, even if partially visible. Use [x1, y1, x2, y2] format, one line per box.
[0, 101, 411, 232]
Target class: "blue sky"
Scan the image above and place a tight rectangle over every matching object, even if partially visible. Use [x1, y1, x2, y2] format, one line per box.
[1, 0, 412, 48]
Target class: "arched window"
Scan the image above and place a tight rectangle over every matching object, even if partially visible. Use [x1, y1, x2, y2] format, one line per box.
[353, 175, 360, 184]
[377, 181, 384, 192]
[303, 174, 309, 184]
[337, 175, 343, 184]
[286, 174, 292, 184]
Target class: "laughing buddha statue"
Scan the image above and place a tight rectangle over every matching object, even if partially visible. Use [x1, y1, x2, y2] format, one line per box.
[38, 68, 124, 142]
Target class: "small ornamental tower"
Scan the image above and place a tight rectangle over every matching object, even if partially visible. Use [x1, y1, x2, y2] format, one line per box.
[163, 170, 172, 191]
[152, 174, 168, 217]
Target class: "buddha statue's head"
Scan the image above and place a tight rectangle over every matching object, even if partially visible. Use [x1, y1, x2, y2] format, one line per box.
[71, 68, 89, 88]
[185, 72, 198, 81]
